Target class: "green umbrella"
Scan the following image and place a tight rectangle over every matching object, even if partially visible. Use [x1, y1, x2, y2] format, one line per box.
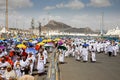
[58, 46, 67, 50]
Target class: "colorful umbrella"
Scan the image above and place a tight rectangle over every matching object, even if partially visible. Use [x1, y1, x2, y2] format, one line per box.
[82, 43, 89, 47]
[38, 38, 43, 42]
[0, 46, 5, 50]
[58, 40, 63, 45]
[17, 44, 27, 49]
[42, 40, 47, 43]
[32, 40, 38, 44]
[46, 39, 52, 43]
[54, 38, 61, 41]
[44, 43, 54, 47]
[25, 48, 38, 54]
[29, 40, 33, 42]
[58, 46, 67, 50]
[0, 40, 4, 43]
[37, 42, 45, 46]
[27, 42, 34, 47]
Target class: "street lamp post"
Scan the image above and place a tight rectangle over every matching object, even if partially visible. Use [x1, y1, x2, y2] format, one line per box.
[6, 0, 8, 31]
[100, 12, 104, 36]
[38, 22, 41, 37]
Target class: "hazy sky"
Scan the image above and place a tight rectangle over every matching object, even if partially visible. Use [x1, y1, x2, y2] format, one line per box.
[0, 0, 120, 30]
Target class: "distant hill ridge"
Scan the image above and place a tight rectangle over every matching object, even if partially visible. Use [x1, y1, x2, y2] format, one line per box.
[45, 20, 71, 30]
[44, 20, 95, 34]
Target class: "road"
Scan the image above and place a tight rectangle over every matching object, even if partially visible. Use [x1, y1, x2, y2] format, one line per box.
[59, 53, 120, 80]
[33, 65, 48, 80]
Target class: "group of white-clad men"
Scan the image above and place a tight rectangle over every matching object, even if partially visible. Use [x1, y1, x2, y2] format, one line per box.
[58, 39, 120, 63]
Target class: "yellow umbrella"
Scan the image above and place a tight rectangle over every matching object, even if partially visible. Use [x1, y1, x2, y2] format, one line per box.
[29, 40, 33, 42]
[13, 36, 17, 38]
[37, 42, 45, 46]
[22, 40, 27, 43]
[0, 38, 5, 40]
[42, 40, 47, 43]
[54, 38, 61, 41]
[47, 39, 52, 42]
[17, 44, 27, 49]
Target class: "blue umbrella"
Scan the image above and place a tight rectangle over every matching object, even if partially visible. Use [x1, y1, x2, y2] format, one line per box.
[38, 38, 42, 42]
[83, 43, 89, 47]
[0, 40, 4, 43]
[25, 48, 38, 55]
[15, 41, 21, 45]
[27, 42, 34, 47]
[23, 38, 29, 41]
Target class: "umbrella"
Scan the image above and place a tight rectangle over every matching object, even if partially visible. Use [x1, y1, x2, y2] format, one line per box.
[38, 38, 43, 42]
[83, 43, 89, 47]
[25, 48, 38, 54]
[0, 38, 5, 40]
[27, 42, 34, 47]
[22, 40, 27, 43]
[46, 39, 52, 43]
[24, 38, 29, 41]
[54, 38, 61, 41]
[42, 40, 47, 43]
[32, 40, 38, 44]
[58, 46, 67, 50]
[44, 43, 54, 47]
[37, 42, 45, 46]
[0, 40, 4, 43]
[15, 41, 21, 45]
[58, 40, 63, 45]
[29, 40, 33, 42]
[0, 46, 5, 50]
[17, 44, 27, 49]
[35, 45, 40, 50]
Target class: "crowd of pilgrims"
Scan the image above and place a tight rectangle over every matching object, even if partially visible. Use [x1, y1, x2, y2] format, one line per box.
[0, 40, 49, 80]
[0, 38, 119, 80]
[58, 39, 120, 63]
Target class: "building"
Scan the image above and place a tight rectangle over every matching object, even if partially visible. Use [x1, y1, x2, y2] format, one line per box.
[106, 27, 120, 36]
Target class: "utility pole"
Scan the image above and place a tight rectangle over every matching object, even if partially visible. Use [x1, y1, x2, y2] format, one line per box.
[101, 12, 104, 36]
[39, 22, 41, 37]
[6, 0, 8, 31]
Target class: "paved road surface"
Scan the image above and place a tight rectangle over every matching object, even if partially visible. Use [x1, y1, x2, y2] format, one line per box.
[59, 53, 120, 80]
[33, 65, 48, 80]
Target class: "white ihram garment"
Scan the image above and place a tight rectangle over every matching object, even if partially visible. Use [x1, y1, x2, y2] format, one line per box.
[113, 45, 117, 56]
[97, 44, 101, 53]
[81, 48, 88, 61]
[0, 62, 10, 75]
[59, 53, 64, 62]
[14, 61, 21, 78]
[27, 55, 36, 75]
[75, 47, 80, 60]
[37, 54, 44, 73]
[91, 48, 96, 61]
[43, 50, 48, 64]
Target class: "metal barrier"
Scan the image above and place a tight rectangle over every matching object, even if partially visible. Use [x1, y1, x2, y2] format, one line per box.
[46, 47, 60, 80]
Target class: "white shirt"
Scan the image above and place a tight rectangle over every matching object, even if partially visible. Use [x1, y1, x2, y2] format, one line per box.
[20, 60, 29, 68]
[0, 62, 10, 68]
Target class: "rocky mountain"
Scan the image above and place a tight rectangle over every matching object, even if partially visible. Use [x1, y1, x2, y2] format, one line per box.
[44, 20, 71, 30]
[44, 20, 95, 34]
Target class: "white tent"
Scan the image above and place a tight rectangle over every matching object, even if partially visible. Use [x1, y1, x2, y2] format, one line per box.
[0, 27, 10, 34]
[106, 27, 120, 36]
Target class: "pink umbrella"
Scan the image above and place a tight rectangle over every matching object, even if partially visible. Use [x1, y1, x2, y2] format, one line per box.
[58, 40, 63, 45]
[0, 46, 5, 50]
